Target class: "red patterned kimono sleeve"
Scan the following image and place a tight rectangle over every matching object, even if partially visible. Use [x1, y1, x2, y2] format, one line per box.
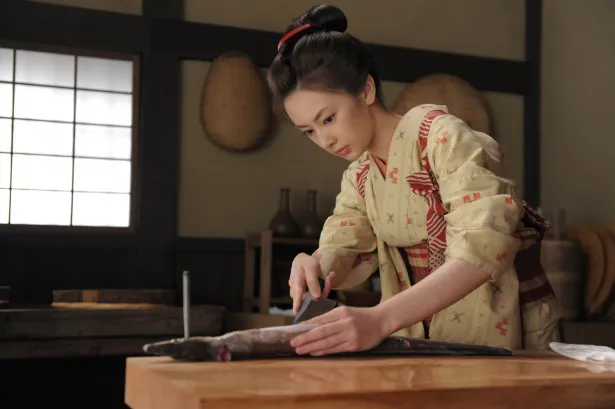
[427, 114, 524, 282]
[313, 156, 378, 286]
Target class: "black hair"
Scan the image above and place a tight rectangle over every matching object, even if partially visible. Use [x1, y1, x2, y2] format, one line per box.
[267, 4, 383, 109]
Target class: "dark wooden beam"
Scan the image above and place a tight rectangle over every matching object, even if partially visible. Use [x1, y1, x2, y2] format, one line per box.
[0, 227, 136, 249]
[154, 19, 527, 95]
[524, 0, 542, 205]
[134, 0, 183, 288]
[0, 0, 147, 54]
[370, 44, 527, 95]
[134, 51, 180, 288]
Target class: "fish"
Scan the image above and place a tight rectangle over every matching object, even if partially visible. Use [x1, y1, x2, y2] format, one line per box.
[143, 323, 319, 362]
[143, 323, 513, 362]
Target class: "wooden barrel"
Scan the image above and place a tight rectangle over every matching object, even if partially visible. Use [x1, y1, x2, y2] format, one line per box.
[540, 239, 584, 319]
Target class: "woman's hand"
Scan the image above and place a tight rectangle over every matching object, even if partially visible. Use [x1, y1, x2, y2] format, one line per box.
[289, 253, 336, 313]
[290, 305, 388, 356]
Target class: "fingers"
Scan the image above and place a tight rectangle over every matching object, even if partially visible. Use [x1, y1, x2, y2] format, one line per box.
[304, 267, 322, 300]
[289, 261, 306, 314]
[288, 253, 305, 314]
[303, 307, 342, 326]
[297, 335, 347, 356]
[291, 320, 339, 347]
[321, 271, 336, 299]
[291, 322, 346, 355]
[292, 290, 304, 314]
[289, 253, 324, 313]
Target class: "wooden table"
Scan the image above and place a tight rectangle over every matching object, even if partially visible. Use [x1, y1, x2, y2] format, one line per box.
[125, 353, 615, 409]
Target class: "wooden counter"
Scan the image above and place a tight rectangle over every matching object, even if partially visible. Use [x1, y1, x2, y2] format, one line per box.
[125, 353, 615, 409]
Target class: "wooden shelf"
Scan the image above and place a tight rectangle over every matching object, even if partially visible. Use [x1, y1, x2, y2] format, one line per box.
[243, 230, 319, 313]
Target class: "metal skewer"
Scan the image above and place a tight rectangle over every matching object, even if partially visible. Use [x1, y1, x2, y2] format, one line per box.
[182, 270, 190, 339]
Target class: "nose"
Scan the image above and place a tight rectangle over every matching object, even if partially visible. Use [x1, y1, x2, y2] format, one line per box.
[318, 131, 337, 151]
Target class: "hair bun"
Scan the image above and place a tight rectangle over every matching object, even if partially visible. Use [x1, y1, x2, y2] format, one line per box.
[304, 4, 347, 33]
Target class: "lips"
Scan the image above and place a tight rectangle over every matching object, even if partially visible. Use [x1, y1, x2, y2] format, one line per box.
[335, 146, 350, 157]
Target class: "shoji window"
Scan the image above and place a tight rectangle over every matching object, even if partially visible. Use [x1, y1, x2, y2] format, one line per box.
[0, 48, 136, 227]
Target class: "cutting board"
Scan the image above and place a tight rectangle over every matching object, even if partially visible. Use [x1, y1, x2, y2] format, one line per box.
[125, 353, 615, 409]
[52, 289, 175, 309]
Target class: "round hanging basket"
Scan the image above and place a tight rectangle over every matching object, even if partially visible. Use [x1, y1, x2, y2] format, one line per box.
[200, 51, 273, 152]
[392, 73, 492, 135]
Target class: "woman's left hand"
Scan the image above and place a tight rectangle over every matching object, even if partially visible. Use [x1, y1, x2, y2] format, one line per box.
[290, 305, 388, 356]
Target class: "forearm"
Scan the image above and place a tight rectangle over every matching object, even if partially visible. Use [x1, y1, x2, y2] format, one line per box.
[375, 258, 490, 336]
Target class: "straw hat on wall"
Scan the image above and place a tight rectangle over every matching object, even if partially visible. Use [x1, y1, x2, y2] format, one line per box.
[200, 51, 273, 152]
[392, 73, 492, 135]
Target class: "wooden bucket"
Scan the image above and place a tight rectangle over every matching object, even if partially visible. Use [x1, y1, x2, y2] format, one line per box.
[200, 51, 273, 152]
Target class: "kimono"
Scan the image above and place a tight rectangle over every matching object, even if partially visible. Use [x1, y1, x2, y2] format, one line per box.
[313, 104, 561, 350]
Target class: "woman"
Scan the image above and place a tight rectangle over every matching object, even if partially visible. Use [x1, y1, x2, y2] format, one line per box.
[268, 4, 561, 356]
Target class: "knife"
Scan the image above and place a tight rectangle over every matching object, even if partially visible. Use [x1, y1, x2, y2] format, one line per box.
[292, 292, 341, 324]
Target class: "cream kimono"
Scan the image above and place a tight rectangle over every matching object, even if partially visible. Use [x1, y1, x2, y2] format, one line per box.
[314, 104, 561, 350]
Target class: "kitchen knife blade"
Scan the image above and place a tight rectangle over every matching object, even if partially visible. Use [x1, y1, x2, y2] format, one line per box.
[292, 293, 340, 324]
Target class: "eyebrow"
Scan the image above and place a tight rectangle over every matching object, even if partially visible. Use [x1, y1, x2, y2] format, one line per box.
[296, 107, 328, 128]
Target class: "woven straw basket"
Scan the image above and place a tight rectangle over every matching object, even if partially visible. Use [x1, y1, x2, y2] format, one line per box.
[392, 73, 491, 135]
[200, 51, 273, 151]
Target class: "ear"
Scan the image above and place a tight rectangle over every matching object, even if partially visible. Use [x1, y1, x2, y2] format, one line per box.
[361, 75, 377, 106]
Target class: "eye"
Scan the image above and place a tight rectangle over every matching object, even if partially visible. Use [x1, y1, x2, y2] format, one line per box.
[302, 129, 314, 137]
[323, 114, 335, 124]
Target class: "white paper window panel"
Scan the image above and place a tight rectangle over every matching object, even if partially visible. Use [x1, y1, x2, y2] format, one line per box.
[10, 189, 71, 225]
[75, 124, 131, 159]
[14, 84, 74, 122]
[15, 50, 75, 87]
[76, 90, 132, 126]
[11, 154, 73, 191]
[73, 158, 131, 193]
[0, 189, 9, 224]
[72, 192, 130, 227]
[0, 153, 10, 188]
[13, 119, 73, 156]
[0, 83, 13, 117]
[77, 56, 133, 93]
[0, 48, 13, 82]
[0, 118, 11, 152]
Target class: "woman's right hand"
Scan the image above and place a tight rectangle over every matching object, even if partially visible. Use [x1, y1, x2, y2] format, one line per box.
[289, 253, 336, 314]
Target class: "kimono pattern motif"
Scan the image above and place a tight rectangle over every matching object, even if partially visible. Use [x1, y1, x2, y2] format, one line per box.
[314, 104, 561, 350]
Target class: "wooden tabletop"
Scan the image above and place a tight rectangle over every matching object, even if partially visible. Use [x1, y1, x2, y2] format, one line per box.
[125, 353, 615, 409]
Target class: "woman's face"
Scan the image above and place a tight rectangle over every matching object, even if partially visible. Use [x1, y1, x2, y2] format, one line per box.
[283, 79, 377, 162]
